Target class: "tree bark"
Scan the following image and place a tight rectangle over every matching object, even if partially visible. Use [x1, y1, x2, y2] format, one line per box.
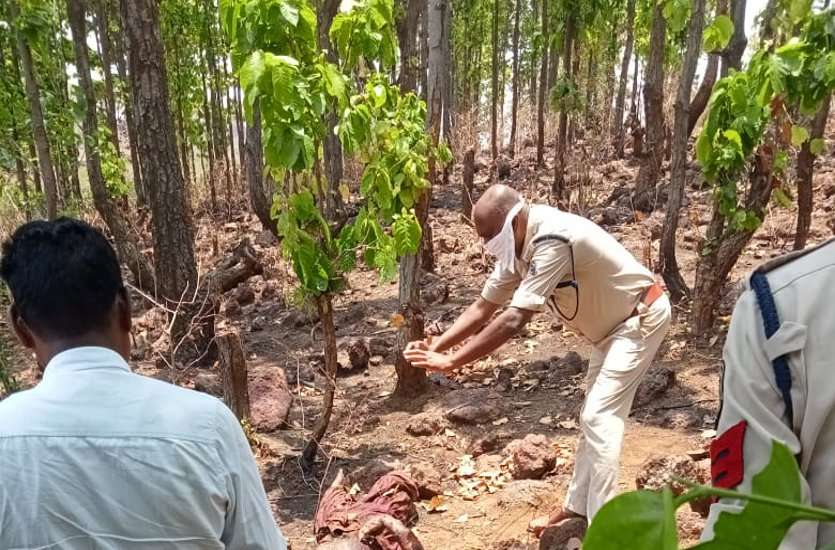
[633, 3, 666, 212]
[301, 294, 338, 471]
[318, 0, 344, 217]
[629, 49, 640, 118]
[462, 148, 475, 217]
[794, 95, 830, 251]
[114, 10, 145, 207]
[95, 0, 121, 155]
[688, 54, 719, 135]
[535, 0, 548, 167]
[121, 0, 197, 307]
[613, 0, 636, 157]
[68, 0, 155, 291]
[721, 0, 747, 76]
[218, 330, 251, 421]
[660, 0, 705, 302]
[397, 0, 422, 91]
[584, 51, 596, 125]
[10, 0, 58, 220]
[553, 14, 575, 200]
[509, 0, 521, 158]
[246, 102, 276, 236]
[490, 0, 500, 160]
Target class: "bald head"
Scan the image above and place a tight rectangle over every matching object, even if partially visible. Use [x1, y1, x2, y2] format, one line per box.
[472, 184, 522, 240]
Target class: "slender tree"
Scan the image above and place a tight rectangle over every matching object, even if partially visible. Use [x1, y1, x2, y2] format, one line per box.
[94, 0, 121, 155]
[490, 0, 500, 160]
[509, 0, 522, 157]
[9, 0, 58, 219]
[659, 0, 705, 301]
[794, 96, 830, 250]
[535, 0, 548, 166]
[613, 0, 635, 157]
[553, 13, 575, 200]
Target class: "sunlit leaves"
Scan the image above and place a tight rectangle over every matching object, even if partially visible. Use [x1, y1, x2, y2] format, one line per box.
[702, 14, 733, 53]
[810, 138, 826, 155]
[330, 0, 398, 71]
[790, 125, 809, 146]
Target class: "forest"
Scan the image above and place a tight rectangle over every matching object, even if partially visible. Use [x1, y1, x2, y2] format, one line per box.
[1, 0, 834, 548]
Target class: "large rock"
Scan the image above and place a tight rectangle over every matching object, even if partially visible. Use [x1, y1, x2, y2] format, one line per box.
[351, 457, 403, 491]
[234, 284, 255, 306]
[406, 412, 446, 436]
[346, 339, 370, 372]
[249, 368, 292, 432]
[407, 462, 443, 499]
[635, 366, 676, 407]
[635, 454, 710, 498]
[505, 434, 557, 480]
[194, 372, 222, 396]
[469, 432, 508, 457]
[440, 389, 502, 425]
[539, 518, 588, 550]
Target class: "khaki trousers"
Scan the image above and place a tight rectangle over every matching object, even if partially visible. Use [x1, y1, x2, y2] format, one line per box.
[564, 294, 672, 520]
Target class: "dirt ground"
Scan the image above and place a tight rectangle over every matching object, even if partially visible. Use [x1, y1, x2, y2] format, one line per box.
[1, 120, 834, 549]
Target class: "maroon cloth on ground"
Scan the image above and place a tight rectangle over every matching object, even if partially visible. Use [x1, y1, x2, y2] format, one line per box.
[314, 471, 420, 550]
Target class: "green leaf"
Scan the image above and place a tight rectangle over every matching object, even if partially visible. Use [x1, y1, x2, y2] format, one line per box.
[810, 138, 826, 155]
[321, 62, 346, 103]
[703, 15, 734, 52]
[584, 489, 678, 550]
[791, 125, 810, 147]
[773, 187, 793, 209]
[723, 129, 743, 150]
[372, 83, 387, 108]
[789, 0, 812, 24]
[696, 130, 713, 167]
[279, 1, 300, 26]
[392, 211, 422, 255]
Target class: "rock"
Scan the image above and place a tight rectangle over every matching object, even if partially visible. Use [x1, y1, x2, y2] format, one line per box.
[282, 309, 316, 328]
[346, 339, 370, 372]
[408, 462, 443, 499]
[224, 298, 242, 317]
[597, 206, 633, 227]
[497, 157, 512, 179]
[505, 434, 557, 480]
[422, 281, 450, 305]
[351, 457, 403, 490]
[539, 518, 588, 550]
[406, 412, 446, 436]
[249, 368, 293, 432]
[635, 366, 676, 407]
[469, 432, 507, 456]
[255, 229, 278, 247]
[440, 389, 502, 425]
[556, 351, 586, 375]
[234, 284, 256, 306]
[368, 336, 393, 358]
[250, 315, 267, 332]
[643, 213, 665, 241]
[194, 372, 222, 396]
[635, 454, 710, 497]
[678, 509, 706, 540]
[663, 409, 703, 430]
[497, 479, 551, 507]
[369, 355, 384, 366]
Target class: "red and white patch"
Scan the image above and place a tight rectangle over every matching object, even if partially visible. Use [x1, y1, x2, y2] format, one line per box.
[710, 420, 748, 490]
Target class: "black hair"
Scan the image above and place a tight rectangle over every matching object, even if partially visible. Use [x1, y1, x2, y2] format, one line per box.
[0, 218, 124, 339]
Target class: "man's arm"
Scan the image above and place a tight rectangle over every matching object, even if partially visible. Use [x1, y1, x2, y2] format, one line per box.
[425, 297, 500, 353]
[701, 291, 814, 547]
[216, 402, 287, 550]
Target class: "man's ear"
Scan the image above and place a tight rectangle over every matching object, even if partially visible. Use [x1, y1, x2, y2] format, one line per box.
[8, 304, 35, 350]
[116, 287, 132, 333]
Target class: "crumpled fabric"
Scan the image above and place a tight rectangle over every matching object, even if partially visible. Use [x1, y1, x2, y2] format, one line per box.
[314, 471, 420, 550]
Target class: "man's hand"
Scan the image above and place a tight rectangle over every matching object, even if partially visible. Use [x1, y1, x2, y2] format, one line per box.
[403, 348, 456, 372]
[405, 339, 430, 352]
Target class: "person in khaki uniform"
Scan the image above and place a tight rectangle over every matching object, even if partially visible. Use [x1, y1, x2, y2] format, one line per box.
[701, 238, 835, 549]
[404, 185, 671, 536]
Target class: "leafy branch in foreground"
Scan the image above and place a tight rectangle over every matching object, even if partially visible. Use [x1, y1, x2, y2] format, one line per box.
[584, 440, 835, 550]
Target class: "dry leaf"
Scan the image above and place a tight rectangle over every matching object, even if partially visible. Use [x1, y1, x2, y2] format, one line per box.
[422, 495, 448, 513]
[338, 182, 351, 203]
[444, 428, 457, 438]
[348, 483, 361, 496]
[454, 514, 469, 524]
[456, 455, 476, 477]
[492, 417, 509, 426]
[389, 313, 406, 328]
[539, 416, 553, 426]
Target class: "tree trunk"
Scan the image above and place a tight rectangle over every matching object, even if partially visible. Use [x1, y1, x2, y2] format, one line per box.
[234, 82, 245, 175]
[659, 0, 704, 302]
[529, 0, 539, 106]
[218, 330, 251, 421]
[794, 95, 830, 250]
[68, 0, 155, 290]
[246, 101, 276, 236]
[585, 51, 596, 125]
[95, 0, 121, 155]
[223, 56, 238, 187]
[462, 148, 475, 216]
[201, 64, 218, 212]
[114, 12, 145, 207]
[553, 14, 575, 200]
[613, 0, 636, 157]
[721, 0, 747, 76]
[535, 0, 548, 167]
[630, 50, 640, 118]
[633, 3, 666, 212]
[10, 0, 58, 220]
[548, 36, 559, 93]
[490, 0, 500, 160]
[318, 0, 344, 216]
[204, 0, 232, 219]
[397, 0, 422, 91]
[121, 0, 197, 307]
[301, 294, 338, 471]
[693, 149, 776, 336]
[509, 0, 521, 158]
[688, 54, 719, 135]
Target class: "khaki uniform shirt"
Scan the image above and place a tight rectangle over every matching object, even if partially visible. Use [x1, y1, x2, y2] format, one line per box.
[481, 204, 655, 344]
[702, 238, 835, 549]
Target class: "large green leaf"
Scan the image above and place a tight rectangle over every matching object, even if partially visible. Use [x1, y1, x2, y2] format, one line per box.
[703, 15, 734, 52]
[584, 489, 678, 550]
[791, 125, 810, 147]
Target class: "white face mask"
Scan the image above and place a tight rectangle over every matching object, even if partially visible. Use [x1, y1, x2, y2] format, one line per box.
[484, 202, 524, 271]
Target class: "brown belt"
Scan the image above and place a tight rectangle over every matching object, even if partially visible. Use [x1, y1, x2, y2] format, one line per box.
[632, 282, 665, 317]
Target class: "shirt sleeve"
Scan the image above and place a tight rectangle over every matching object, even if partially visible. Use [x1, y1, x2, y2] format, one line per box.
[508, 241, 572, 312]
[701, 291, 815, 548]
[215, 402, 287, 550]
[481, 264, 521, 306]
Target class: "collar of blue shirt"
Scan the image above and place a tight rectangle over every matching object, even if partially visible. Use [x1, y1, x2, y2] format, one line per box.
[42, 346, 131, 381]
